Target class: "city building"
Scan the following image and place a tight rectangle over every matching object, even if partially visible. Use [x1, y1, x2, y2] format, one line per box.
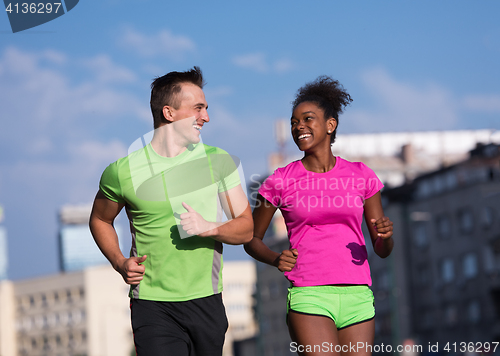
[0, 256, 258, 356]
[253, 233, 294, 356]
[0, 264, 133, 356]
[222, 260, 258, 356]
[370, 142, 500, 350]
[274, 129, 500, 188]
[367, 142, 500, 351]
[58, 204, 122, 273]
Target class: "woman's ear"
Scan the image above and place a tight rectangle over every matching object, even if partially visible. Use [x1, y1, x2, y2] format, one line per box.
[327, 118, 337, 134]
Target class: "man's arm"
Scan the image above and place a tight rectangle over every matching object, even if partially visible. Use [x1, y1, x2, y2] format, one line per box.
[180, 184, 253, 245]
[89, 190, 147, 284]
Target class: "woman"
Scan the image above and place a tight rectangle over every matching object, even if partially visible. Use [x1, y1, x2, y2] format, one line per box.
[244, 76, 394, 356]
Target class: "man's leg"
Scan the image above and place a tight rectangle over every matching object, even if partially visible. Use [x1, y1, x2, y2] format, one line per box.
[181, 293, 228, 356]
[131, 299, 192, 356]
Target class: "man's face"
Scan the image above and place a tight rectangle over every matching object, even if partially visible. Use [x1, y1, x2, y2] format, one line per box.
[169, 83, 210, 145]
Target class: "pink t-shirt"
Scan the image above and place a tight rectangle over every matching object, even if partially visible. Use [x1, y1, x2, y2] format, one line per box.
[258, 157, 383, 287]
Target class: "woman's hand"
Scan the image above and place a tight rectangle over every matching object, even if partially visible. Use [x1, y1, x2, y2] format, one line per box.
[274, 249, 298, 272]
[370, 217, 393, 239]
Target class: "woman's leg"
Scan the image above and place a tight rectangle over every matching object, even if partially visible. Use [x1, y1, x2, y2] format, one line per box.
[338, 319, 375, 356]
[288, 311, 340, 356]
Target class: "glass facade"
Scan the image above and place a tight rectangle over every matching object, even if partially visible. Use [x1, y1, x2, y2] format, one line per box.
[59, 224, 123, 272]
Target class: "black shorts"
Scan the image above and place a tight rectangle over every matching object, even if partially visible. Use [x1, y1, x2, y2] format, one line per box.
[131, 294, 228, 356]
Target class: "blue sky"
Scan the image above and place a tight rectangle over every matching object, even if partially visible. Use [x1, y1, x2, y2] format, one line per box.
[1, 1, 499, 280]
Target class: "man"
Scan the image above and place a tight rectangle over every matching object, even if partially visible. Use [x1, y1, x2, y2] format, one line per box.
[89, 66, 253, 355]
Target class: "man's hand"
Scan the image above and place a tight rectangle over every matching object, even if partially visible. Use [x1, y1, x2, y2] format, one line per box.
[274, 249, 298, 272]
[371, 217, 393, 239]
[180, 202, 217, 237]
[116, 255, 147, 285]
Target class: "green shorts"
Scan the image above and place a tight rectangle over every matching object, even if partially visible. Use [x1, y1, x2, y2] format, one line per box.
[287, 285, 375, 329]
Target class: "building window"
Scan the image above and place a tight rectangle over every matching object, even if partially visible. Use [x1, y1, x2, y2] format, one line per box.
[441, 258, 455, 283]
[467, 300, 481, 323]
[432, 175, 445, 194]
[444, 304, 458, 326]
[417, 180, 431, 198]
[445, 171, 458, 190]
[436, 214, 451, 239]
[483, 245, 496, 273]
[41, 293, 47, 307]
[458, 208, 474, 234]
[463, 253, 479, 279]
[481, 206, 495, 230]
[413, 223, 428, 248]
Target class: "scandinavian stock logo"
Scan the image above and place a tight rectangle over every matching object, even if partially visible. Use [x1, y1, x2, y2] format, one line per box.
[4, 0, 79, 33]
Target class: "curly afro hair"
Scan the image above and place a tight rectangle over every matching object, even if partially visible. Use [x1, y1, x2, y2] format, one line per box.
[292, 76, 352, 144]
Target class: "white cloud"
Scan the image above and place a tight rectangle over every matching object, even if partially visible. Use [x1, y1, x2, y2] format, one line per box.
[273, 58, 295, 73]
[0, 46, 149, 147]
[39, 49, 67, 65]
[81, 54, 137, 84]
[0, 46, 147, 205]
[232, 52, 268, 73]
[119, 27, 196, 60]
[345, 68, 459, 132]
[462, 94, 500, 112]
[232, 52, 295, 74]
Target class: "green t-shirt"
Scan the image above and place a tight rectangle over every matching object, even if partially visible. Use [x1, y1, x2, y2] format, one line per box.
[99, 142, 241, 301]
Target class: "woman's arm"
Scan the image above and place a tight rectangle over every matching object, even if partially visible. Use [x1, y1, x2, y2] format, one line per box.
[363, 191, 394, 258]
[244, 194, 298, 272]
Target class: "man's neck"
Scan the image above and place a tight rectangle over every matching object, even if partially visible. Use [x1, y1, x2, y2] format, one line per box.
[150, 125, 189, 158]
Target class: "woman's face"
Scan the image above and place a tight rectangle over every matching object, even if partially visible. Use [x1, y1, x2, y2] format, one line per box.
[291, 101, 336, 152]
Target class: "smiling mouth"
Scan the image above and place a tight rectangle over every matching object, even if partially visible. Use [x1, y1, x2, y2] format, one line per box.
[193, 124, 202, 131]
[297, 133, 311, 140]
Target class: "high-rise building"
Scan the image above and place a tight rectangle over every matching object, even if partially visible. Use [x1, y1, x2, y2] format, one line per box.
[370, 142, 500, 349]
[276, 129, 500, 188]
[0, 264, 132, 356]
[222, 260, 258, 356]
[58, 204, 122, 272]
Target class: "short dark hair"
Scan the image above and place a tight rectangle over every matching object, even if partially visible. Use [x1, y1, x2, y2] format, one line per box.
[150, 66, 206, 129]
[292, 76, 352, 144]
